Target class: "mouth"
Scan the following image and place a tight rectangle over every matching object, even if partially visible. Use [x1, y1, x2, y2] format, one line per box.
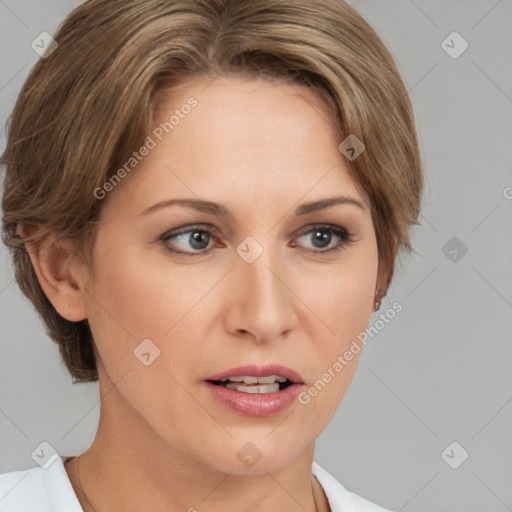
[206, 375, 295, 394]
[204, 364, 305, 416]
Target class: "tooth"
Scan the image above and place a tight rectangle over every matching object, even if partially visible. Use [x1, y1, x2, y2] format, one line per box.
[277, 377, 287, 382]
[242, 385, 261, 393]
[225, 382, 280, 393]
[243, 376, 258, 384]
[257, 375, 278, 384]
[257, 383, 279, 393]
[228, 376, 245, 382]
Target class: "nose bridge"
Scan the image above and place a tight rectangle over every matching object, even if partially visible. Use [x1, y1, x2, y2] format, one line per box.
[245, 249, 281, 303]
[227, 240, 296, 341]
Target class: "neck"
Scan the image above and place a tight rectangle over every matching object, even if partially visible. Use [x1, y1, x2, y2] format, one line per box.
[64, 380, 330, 512]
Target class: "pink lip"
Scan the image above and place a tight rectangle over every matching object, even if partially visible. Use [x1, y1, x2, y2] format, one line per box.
[204, 364, 305, 417]
[204, 381, 304, 417]
[204, 364, 304, 384]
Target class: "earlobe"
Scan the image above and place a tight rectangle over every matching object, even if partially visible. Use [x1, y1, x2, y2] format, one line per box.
[18, 224, 88, 322]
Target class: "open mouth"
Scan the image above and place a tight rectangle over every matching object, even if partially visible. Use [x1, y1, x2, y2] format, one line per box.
[204, 372, 304, 415]
[207, 378, 294, 394]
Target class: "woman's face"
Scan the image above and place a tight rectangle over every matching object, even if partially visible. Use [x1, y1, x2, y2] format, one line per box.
[81, 75, 380, 474]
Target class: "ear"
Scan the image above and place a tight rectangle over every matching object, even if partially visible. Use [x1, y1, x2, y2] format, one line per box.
[18, 224, 88, 322]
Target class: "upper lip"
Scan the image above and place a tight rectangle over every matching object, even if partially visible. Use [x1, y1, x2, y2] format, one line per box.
[205, 364, 304, 384]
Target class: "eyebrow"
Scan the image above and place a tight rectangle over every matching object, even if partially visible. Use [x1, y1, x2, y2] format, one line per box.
[295, 196, 365, 214]
[140, 195, 365, 217]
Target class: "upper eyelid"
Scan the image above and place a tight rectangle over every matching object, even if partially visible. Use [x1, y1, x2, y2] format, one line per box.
[162, 222, 348, 238]
[162, 223, 219, 237]
[161, 223, 351, 250]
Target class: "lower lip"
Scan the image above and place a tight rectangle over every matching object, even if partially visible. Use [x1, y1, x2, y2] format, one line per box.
[204, 381, 304, 417]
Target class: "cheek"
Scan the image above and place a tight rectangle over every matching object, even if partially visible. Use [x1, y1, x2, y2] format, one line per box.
[86, 231, 169, 333]
[84, 236, 219, 371]
[298, 247, 378, 348]
[83, 244, 200, 425]
[86, 255, 157, 336]
[292, 241, 378, 408]
[303, 275, 372, 385]
[82, 229, 161, 372]
[294, 274, 373, 436]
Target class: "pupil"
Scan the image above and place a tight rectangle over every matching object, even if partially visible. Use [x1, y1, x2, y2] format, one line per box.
[190, 231, 209, 250]
[313, 230, 330, 248]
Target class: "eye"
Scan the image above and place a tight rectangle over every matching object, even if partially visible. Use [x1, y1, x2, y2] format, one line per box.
[293, 224, 353, 254]
[160, 223, 353, 256]
[161, 225, 217, 255]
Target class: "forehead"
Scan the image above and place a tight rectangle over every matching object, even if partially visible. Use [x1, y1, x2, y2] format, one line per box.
[101, 75, 369, 217]
[152, 77, 336, 158]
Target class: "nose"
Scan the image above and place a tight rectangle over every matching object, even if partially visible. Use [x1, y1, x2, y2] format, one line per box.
[223, 247, 298, 343]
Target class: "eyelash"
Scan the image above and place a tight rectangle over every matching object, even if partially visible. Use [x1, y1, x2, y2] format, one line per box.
[160, 224, 354, 257]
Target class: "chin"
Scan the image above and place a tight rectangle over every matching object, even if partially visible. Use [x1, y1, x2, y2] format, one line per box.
[197, 433, 311, 476]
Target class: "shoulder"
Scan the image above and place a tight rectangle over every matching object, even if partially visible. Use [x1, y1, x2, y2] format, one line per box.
[312, 461, 395, 512]
[0, 455, 83, 512]
[0, 464, 51, 511]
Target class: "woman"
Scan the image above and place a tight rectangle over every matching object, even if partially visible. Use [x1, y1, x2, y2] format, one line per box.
[0, 0, 422, 510]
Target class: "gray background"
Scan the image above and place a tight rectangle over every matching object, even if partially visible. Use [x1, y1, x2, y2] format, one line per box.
[1, 1, 511, 511]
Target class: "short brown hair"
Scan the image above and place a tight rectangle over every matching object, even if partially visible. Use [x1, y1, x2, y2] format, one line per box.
[1, 0, 423, 382]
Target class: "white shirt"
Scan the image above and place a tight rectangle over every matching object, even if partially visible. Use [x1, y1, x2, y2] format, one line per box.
[0, 455, 394, 511]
